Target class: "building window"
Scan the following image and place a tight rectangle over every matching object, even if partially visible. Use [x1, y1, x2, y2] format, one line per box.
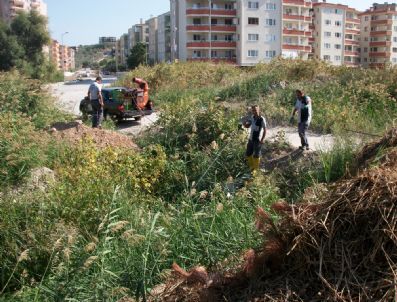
[324, 43, 331, 49]
[364, 47, 368, 53]
[324, 32, 331, 37]
[248, 1, 259, 9]
[193, 50, 202, 58]
[335, 44, 341, 49]
[394, 26, 397, 31]
[248, 50, 258, 57]
[334, 55, 341, 61]
[323, 55, 331, 61]
[265, 34, 276, 42]
[393, 58, 397, 63]
[393, 48, 397, 53]
[325, 19, 331, 25]
[248, 17, 259, 25]
[211, 50, 218, 58]
[335, 32, 342, 38]
[248, 34, 259, 41]
[265, 19, 276, 26]
[265, 50, 277, 58]
[225, 19, 233, 25]
[364, 16, 369, 21]
[335, 21, 342, 26]
[394, 37, 397, 42]
[265, 3, 276, 10]
[193, 18, 201, 25]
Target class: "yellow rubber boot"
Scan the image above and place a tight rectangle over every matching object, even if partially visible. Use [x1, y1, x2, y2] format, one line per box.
[247, 156, 253, 170]
[252, 157, 260, 171]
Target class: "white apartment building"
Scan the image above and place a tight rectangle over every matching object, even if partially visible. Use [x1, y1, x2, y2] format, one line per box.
[128, 21, 149, 51]
[171, 0, 238, 63]
[147, 16, 159, 64]
[312, 1, 360, 66]
[360, 2, 397, 67]
[171, 0, 312, 66]
[158, 12, 172, 62]
[0, 0, 47, 23]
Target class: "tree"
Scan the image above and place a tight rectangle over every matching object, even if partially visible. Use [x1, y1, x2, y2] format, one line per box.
[0, 21, 23, 70]
[127, 42, 147, 70]
[0, 11, 57, 80]
[10, 11, 50, 77]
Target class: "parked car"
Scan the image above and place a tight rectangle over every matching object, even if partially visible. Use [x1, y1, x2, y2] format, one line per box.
[79, 87, 153, 122]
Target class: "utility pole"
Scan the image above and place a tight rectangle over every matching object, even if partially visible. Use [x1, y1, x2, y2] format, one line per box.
[209, 0, 212, 61]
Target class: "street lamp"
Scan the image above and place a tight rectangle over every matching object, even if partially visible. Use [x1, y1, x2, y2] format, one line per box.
[61, 32, 69, 70]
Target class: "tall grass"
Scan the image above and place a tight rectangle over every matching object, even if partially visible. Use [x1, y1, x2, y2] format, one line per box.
[1, 61, 397, 301]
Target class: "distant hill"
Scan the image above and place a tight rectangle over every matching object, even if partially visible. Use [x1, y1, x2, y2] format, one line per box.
[75, 44, 109, 69]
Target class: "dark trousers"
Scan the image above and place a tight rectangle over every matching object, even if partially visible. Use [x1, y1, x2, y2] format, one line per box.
[246, 140, 262, 158]
[91, 100, 103, 128]
[298, 122, 309, 147]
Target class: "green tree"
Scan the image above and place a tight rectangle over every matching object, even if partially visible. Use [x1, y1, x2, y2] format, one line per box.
[10, 11, 50, 78]
[127, 42, 147, 70]
[0, 21, 23, 70]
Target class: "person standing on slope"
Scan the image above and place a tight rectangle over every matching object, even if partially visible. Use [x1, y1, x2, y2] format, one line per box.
[291, 89, 312, 150]
[244, 105, 267, 171]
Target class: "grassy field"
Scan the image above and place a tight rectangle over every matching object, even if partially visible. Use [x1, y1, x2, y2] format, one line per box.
[0, 60, 396, 301]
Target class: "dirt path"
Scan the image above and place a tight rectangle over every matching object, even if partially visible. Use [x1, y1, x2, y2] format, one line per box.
[49, 80, 334, 148]
[266, 126, 335, 152]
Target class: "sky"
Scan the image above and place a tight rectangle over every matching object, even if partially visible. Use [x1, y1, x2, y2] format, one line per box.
[46, 0, 376, 46]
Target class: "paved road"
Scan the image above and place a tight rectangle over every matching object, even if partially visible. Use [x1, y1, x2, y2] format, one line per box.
[48, 78, 159, 137]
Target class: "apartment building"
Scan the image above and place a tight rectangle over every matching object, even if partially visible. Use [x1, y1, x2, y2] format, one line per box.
[147, 16, 159, 64]
[0, 0, 47, 23]
[171, 0, 312, 65]
[49, 39, 75, 71]
[360, 3, 397, 67]
[158, 12, 172, 62]
[99, 36, 117, 48]
[171, 0, 238, 63]
[128, 21, 149, 50]
[312, 1, 361, 66]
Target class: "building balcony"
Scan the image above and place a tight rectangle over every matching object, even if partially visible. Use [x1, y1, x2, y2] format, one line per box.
[283, 29, 311, 36]
[369, 52, 391, 57]
[344, 51, 360, 56]
[344, 40, 360, 46]
[370, 30, 392, 36]
[186, 8, 237, 16]
[187, 57, 236, 64]
[346, 18, 360, 24]
[283, 14, 312, 22]
[369, 63, 386, 68]
[186, 41, 237, 48]
[369, 41, 392, 47]
[186, 24, 236, 32]
[282, 44, 311, 52]
[371, 19, 393, 25]
[282, 0, 312, 7]
[345, 29, 360, 34]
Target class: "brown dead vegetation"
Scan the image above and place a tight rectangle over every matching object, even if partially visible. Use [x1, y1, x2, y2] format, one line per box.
[151, 128, 397, 302]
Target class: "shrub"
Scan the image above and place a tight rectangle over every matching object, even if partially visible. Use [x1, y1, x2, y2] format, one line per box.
[0, 112, 49, 185]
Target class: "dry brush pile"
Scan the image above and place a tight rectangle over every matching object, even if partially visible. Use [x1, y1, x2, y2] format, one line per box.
[154, 128, 397, 302]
